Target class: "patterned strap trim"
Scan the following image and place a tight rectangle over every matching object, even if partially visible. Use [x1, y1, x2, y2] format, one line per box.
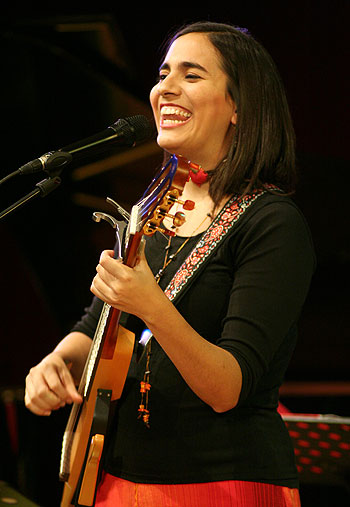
[164, 188, 269, 302]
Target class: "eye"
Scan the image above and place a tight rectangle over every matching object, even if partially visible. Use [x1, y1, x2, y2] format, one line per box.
[158, 73, 168, 82]
[185, 73, 201, 81]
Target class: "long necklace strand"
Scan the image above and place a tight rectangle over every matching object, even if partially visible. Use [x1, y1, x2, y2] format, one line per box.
[138, 213, 212, 427]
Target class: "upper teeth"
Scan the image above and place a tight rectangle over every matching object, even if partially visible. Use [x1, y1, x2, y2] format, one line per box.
[161, 107, 191, 118]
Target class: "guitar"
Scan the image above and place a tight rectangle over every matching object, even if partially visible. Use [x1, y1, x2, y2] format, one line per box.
[59, 154, 197, 507]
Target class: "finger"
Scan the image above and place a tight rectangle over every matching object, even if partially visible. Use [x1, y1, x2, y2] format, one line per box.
[95, 263, 117, 285]
[25, 374, 61, 415]
[24, 393, 52, 416]
[58, 366, 82, 404]
[90, 272, 111, 299]
[100, 249, 115, 261]
[42, 360, 74, 402]
[24, 390, 52, 416]
[26, 358, 78, 410]
[93, 258, 129, 296]
[90, 277, 119, 309]
[98, 250, 118, 274]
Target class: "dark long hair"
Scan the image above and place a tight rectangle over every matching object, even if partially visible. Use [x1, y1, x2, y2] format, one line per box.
[162, 21, 297, 204]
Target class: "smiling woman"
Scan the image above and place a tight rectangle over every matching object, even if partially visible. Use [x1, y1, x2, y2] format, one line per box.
[24, 21, 315, 507]
[150, 32, 237, 174]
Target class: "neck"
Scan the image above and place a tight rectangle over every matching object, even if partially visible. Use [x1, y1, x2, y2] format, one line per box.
[185, 178, 210, 196]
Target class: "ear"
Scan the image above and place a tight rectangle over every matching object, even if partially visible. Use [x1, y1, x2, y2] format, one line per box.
[231, 101, 238, 126]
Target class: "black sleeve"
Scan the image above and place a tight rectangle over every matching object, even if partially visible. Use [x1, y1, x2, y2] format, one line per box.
[70, 296, 104, 339]
[216, 200, 316, 402]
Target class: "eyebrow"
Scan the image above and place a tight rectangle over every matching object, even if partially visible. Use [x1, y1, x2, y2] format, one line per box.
[159, 61, 209, 74]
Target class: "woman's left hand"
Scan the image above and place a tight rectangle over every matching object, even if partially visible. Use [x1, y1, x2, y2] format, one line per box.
[90, 246, 164, 321]
[91, 246, 242, 413]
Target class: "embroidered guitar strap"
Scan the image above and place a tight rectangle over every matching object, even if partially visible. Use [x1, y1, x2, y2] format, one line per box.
[164, 188, 269, 302]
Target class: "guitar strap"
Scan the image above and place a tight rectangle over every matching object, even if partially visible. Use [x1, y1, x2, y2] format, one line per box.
[164, 187, 272, 304]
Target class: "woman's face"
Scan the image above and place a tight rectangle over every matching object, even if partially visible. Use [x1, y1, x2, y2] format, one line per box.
[150, 32, 237, 171]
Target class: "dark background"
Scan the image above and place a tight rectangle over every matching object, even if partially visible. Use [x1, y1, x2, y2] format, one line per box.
[0, 1, 349, 505]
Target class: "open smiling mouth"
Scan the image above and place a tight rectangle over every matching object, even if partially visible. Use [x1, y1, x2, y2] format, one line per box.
[160, 106, 192, 126]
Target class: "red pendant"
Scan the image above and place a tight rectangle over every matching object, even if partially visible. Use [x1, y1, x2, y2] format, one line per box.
[188, 167, 208, 186]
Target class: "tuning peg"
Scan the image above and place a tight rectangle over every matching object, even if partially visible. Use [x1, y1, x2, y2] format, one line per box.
[179, 199, 195, 211]
[154, 209, 186, 228]
[163, 192, 195, 211]
[143, 222, 176, 237]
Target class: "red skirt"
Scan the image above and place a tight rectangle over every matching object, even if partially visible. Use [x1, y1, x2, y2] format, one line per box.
[95, 472, 301, 507]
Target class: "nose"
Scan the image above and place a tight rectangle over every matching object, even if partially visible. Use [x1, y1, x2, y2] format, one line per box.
[157, 74, 181, 97]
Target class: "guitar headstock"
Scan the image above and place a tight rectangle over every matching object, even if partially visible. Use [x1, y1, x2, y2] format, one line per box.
[123, 154, 196, 265]
[93, 154, 199, 268]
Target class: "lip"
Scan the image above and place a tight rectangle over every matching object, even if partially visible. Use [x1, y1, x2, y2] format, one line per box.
[159, 103, 192, 128]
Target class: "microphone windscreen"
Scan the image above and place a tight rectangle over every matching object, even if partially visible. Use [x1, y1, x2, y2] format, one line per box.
[111, 115, 155, 144]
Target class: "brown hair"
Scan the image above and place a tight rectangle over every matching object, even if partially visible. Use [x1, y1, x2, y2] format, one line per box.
[162, 21, 297, 204]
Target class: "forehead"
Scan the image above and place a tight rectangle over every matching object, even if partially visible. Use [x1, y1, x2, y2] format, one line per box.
[163, 32, 222, 71]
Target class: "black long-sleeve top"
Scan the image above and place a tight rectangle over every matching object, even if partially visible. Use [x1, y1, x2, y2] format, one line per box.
[71, 191, 315, 487]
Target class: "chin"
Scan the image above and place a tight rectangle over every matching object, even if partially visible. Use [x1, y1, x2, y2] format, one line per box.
[157, 135, 182, 155]
[157, 134, 203, 165]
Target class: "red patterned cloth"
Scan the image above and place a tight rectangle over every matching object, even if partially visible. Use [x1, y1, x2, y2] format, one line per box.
[95, 473, 301, 507]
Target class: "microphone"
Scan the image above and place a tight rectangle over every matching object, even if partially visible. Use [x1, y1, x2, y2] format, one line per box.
[18, 115, 154, 176]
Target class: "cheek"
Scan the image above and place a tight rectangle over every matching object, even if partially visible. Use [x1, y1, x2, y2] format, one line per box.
[208, 96, 235, 131]
[149, 86, 159, 121]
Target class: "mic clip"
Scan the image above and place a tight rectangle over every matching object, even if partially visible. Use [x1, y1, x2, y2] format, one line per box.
[19, 150, 73, 177]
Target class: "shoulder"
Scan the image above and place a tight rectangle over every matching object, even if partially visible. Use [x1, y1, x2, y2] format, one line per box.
[226, 191, 316, 269]
[237, 191, 313, 239]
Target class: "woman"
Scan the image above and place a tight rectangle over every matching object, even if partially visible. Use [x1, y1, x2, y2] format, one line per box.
[25, 22, 315, 506]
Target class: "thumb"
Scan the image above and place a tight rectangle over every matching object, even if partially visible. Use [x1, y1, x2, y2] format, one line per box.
[61, 362, 83, 404]
[136, 238, 147, 262]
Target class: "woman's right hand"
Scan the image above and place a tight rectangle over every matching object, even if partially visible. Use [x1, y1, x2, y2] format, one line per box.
[25, 351, 83, 416]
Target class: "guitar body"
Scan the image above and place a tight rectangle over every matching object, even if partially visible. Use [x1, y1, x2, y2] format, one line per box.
[59, 154, 196, 506]
[60, 325, 134, 507]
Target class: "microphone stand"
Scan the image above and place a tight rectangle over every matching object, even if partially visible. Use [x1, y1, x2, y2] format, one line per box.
[0, 176, 62, 221]
[0, 151, 73, 221]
